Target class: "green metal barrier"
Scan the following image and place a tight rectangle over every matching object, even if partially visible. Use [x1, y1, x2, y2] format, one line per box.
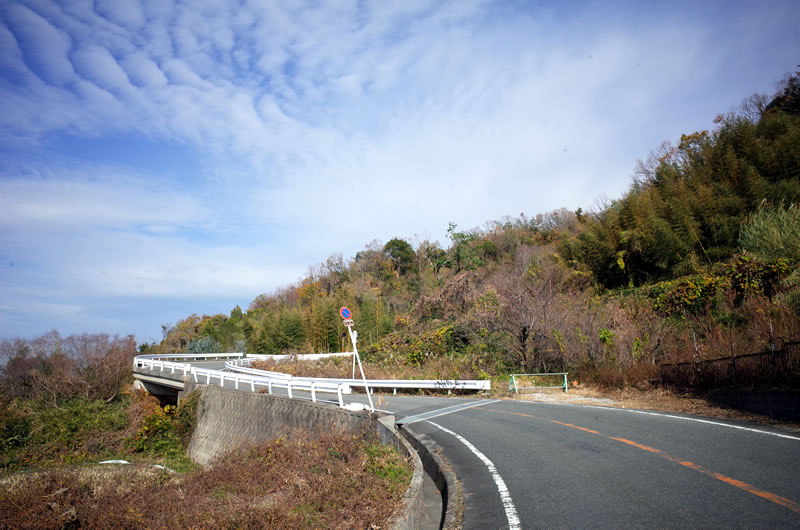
[509, 372, 568, 393]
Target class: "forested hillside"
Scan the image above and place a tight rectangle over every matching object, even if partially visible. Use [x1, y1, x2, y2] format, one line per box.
[149, 71, 800, 385]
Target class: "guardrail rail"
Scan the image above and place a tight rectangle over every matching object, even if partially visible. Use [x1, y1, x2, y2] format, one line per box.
[225, 357, 491, 393]
[133, 352, 492, 408]
[133, 354, 350, 406]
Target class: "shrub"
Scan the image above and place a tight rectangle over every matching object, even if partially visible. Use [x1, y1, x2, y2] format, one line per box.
[174, 391, 201, 447]
[740, 202, 800, 261]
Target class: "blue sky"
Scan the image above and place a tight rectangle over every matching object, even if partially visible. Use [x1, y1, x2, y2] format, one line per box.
[1, 0, 798, 344]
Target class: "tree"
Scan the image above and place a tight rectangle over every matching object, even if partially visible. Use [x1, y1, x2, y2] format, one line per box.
[0, 332, 136, 403]
[384, 238, 417, 276]
[766, 70, 800, 116]
[186, 336, 222, 354]
[470, 248, 569, 372]
[446, 223, 482, 273]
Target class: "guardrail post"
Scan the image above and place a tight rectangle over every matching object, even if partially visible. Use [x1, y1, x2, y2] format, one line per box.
[268, 380, 272, 394]
[235, 377, 239, 390]
[337, 385, 343, 407]
[563, 372, 568, 393]
[311, 382, 316, 402]
[288, 382, 293, 399]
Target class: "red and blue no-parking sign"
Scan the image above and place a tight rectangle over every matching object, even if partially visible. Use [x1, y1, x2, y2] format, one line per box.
[339, 306, 352, 320]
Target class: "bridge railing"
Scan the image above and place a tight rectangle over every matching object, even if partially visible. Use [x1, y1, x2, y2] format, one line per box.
[246, 352, 353, 362]
[133, 357, 193, 375]
[135, 352, 243, 361]
[191, 366, 347, 405]
[134, 352, 492, 406]
[225, 358, 491, 393]
[132, 354, 349, 406]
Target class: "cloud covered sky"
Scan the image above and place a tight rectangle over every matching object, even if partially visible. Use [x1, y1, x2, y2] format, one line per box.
[1, 0, 798, 343]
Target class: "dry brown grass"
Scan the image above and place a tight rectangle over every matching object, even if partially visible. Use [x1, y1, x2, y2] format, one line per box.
[252, 355, 484, 382]
[518, 383, 800, 431]
[0, 428, 412, 529]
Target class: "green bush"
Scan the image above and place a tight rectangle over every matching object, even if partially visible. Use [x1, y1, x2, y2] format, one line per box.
[0, 396, 130, 471]
[130, 404, 192, 472]
[174, 391, 201, 447]
[740, 203, 800, 261]
[0, 404, 31, 452]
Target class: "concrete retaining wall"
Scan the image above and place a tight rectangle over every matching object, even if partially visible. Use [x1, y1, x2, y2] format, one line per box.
[188, 385, 374, 466]
[185, 386, 437, 529]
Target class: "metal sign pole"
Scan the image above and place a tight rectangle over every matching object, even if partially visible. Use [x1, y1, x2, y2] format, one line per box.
[346, 324, 374, 412]
[351, 344, 357, 379]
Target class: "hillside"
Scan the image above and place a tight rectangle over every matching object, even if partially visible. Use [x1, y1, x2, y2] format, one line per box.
[151, 71, 800, 387]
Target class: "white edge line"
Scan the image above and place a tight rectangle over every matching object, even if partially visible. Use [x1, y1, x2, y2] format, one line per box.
[621, 408, 800, 441]
[428, 420, 521, 530]
[526, 401, 800, 441]
[400, 399, 501, 425]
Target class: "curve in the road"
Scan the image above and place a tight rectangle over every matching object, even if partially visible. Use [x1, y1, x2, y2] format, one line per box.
[486, 406, 800, 515]
[382, 397, 800, 528]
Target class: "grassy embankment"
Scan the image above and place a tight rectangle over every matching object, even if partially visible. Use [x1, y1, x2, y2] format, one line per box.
[1, 390, 412, 528]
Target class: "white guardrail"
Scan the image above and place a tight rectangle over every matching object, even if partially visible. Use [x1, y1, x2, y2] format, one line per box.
[226, 355, 492, 393]
[133, 352, 491, 408]
[133, 354, 349, 406]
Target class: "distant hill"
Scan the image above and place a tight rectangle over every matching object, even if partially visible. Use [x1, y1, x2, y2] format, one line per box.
[150, 71, 800, 387]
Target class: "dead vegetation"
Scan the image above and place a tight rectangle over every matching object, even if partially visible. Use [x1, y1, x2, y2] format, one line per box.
[253, 355, 485, 381]
[516, 384, 800, 430]
[0, 428, 412, 529]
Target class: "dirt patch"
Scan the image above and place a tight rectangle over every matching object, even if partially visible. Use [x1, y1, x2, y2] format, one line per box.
[514, 385, 800, 432]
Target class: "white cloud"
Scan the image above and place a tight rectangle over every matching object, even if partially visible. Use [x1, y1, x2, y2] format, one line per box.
[94, 0, 145, 29]
[1, 0, 799, 339]
[0, 176, 206, 231]
[2, 2, 76, 85]
[71, 45, 131, 91]
[120, 51, 168, 88]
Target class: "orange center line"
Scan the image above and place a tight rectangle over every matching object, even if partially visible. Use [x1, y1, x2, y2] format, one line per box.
[487, 407, 800, 514]
[487, 408, 538, 419]
[608, 436, 663, 453]
[551, 420, 601, 435]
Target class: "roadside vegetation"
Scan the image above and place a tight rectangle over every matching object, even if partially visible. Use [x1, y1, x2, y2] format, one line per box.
[142, 70, 800, 392]
[0, 390, 196, 474]
[0, 349, 412, 528]
[1, 428, 411, 529]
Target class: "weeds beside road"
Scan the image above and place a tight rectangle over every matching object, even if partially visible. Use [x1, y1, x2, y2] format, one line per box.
[1, 389, 412, 528]
[1, 429, 411, 529]
[513, 384, 800, 431]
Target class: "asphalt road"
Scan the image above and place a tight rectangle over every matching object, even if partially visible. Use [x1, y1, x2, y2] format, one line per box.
[402, 399, 800, 529]
[137, 361, 800, 528]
